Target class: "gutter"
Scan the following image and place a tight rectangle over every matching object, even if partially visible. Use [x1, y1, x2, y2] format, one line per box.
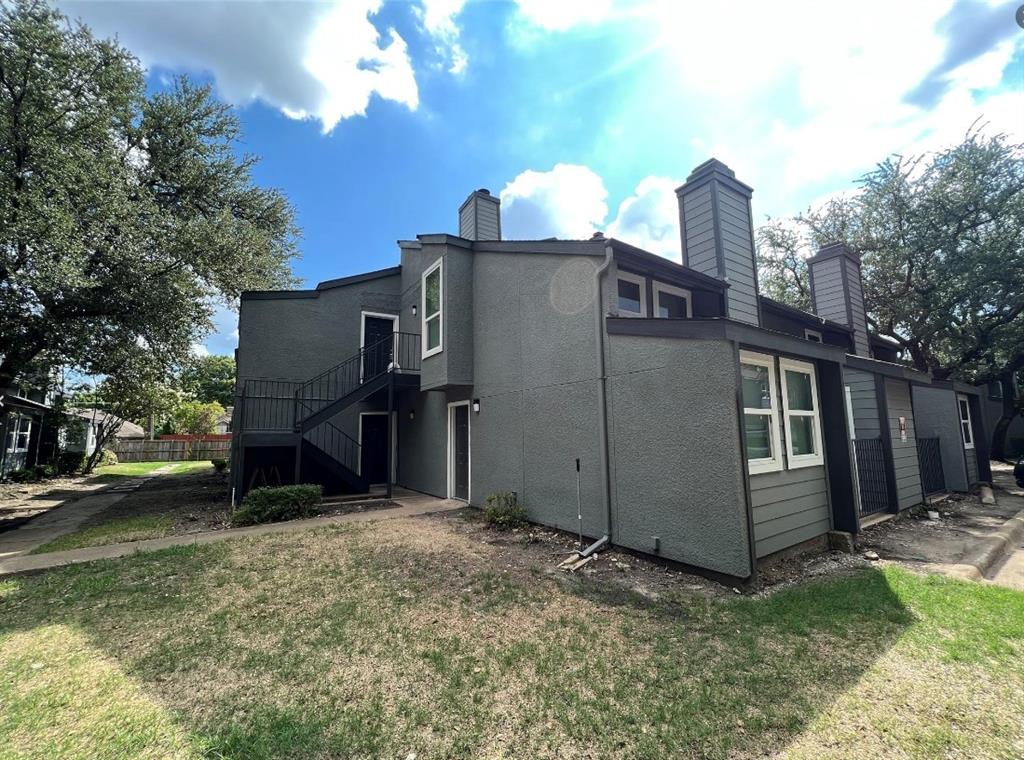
[593, 243, 615, 542]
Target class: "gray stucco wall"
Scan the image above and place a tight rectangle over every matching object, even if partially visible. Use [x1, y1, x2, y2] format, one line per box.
[845, 368, 881, 438]
[605, 335, 752, 578]
[911, 385, 969, 492]
[885, 378, 923, 509]
[395, 389, 448, 498]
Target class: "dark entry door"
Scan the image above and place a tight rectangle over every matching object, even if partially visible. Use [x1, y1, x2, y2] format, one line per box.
[360, 414, 389, 485]
[363, 316, 394, 379]
[451, 404, 469, 500]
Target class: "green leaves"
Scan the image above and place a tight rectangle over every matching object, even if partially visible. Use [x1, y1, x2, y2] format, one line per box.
[0, 2, 297, 389]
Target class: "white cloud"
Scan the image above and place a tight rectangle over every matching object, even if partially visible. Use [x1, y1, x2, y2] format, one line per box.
[499, 165, 686, 259]
[513, 0, 614, 31]
[606, 176, 682, 261]
[190, 343, 210, 358]
[416, 0, 469, 74]
[500, 164, 608, 239]
[60, 0, 420, 133]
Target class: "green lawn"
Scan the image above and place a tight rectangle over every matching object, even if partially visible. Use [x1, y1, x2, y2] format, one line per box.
[1, 518, 1022, 759]
[29, 515, 175, 554]
[94, 460, 213, 478]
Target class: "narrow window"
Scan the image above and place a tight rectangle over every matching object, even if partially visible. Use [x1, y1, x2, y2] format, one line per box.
[422, 259, 443, 358]
[803, 328, 823, 343]
[740, 351, 782, 474]
[616, 271, 646, 317]
[957, 394, 974, 449]
[654, 282, 693, 319]
[779, 358, 824, 468]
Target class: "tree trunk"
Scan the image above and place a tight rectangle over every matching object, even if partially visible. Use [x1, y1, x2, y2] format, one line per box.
[990, 373, 1020, 462]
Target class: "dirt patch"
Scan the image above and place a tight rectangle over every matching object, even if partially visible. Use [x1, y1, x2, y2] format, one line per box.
[74, 469, 233, 535]
[859, 491, 1021, 567]
[0, 475, 109, 531]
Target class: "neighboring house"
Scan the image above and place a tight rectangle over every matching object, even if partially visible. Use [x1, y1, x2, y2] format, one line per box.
[64, 409, 146, 456]
[232, 159, 988, 582]
[215, 406, 233, 435]
[0, 380, 53, 478]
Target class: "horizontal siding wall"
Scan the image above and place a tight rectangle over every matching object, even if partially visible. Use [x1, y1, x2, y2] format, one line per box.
[845, 368, 880, 439]
[681, 184, 717, 273]
[965, 448, 979, 484]
[843, 257, 870, 355]
[885, 378, 923, 509]
[751, 466, 830, 557]
[716, 184, 759, 325]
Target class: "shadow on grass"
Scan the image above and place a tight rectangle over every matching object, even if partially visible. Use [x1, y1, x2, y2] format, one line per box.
[1, 530, 1018, 759]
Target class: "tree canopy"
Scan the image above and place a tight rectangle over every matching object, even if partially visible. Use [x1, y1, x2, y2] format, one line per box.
[180, 354, 235, 407]
[0, 0, 297, 393]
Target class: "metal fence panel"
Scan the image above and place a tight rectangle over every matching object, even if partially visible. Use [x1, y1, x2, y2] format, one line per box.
[917, 436, 945, 496]
[854, 437, 890, 516]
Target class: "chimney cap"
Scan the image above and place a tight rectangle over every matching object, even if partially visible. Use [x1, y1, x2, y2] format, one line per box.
[808, 241, 861, 264]
[675, 157, 753, 198]
[476, 188, 490, 195]
[591, 231, 606, 240]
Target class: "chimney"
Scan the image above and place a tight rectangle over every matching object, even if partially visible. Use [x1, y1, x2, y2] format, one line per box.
[675, 159, 760, 325]
[458, 188, 501, 241]
[808, 242, 869, 356]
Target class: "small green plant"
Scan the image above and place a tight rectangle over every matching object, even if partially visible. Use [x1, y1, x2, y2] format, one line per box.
[482, 491, 528, 530]
[211, 458, 228, 473]
[7, 464, 52, 483]
[96, 449, 118, 467]
[57, 451, 86, 475]
[232, 484, 323, 526]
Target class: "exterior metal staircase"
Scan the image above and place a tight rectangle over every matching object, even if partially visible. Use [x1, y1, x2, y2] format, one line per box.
[235, 332, 420, 496]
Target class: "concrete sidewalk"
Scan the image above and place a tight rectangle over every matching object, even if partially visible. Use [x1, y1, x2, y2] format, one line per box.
[0, 491, 463, 576]
[0, 467, 174, 560]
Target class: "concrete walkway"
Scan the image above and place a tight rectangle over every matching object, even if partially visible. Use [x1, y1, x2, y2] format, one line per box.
[0, 467, 175, 560]
[0, 490, 463, 576]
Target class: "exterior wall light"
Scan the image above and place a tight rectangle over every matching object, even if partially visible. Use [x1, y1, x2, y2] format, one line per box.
[409, 410, 415, 420]
[412, 304, 417, 317]
[472, 399, 480, 414]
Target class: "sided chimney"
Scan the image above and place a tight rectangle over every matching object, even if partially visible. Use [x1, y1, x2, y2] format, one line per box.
[808, 242, 869, 356]
[675, 159, 760, 325]
[458, 188, 501, 241]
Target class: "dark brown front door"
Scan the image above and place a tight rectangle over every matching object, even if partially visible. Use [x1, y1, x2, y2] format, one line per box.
[451, 405, 469, 500]
[362, 316, 394, 379]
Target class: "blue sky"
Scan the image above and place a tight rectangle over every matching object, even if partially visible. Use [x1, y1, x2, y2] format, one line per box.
[62, 0, 1024, 356]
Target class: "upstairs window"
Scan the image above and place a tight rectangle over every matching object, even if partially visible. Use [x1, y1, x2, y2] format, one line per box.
[422, 259, 443, 358]
[779, 358, 824, 468]
[654, 282, 693, 319]
[740, 351, 782, 474]
[957, 393, 974, 449]
[617, 271, 646, 317]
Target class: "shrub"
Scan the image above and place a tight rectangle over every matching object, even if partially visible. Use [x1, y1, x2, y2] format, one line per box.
[57, 451, 86, 475]
[8, 464, 51, 483]
[232, 484, 323, 526]
[97, 449, 118, 467]
[483, 491, 528, 530]
[211, 458, 228, 473]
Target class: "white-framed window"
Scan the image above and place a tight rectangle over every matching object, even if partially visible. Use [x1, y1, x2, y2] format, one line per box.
[779, 358, 824, 468]
[422, 258, 443, 358]
[957, 393, 974, 449]
[740, 351, 783, 474]
[653, 282, 692, 319]
[803, 328, 823, 343]
[616, 271, 647, 317]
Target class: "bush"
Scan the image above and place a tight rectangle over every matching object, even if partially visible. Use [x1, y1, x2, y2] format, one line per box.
[482, 491, 528, 530]
[232, 484, 323, 526]
[211, 458, 228, 473]
[57, 451, 86, 475]
[96, 449, 118, 467]
[7, 464, 52, 483]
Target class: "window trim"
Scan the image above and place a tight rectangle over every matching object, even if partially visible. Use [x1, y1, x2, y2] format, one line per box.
[653, 281, 693, 319]
[803, 328, 823, 343]
[778, 357, 825, 469]
[616, 270, 647, 317]
[957, 393, 974, 450]
[421, 258, 443, 359]
[740, 350, 783, 475]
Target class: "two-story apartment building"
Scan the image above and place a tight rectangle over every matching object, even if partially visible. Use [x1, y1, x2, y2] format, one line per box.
[232, 159, 989, 582]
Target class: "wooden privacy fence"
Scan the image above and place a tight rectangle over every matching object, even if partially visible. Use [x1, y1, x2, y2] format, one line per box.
[112, 438, 231, 462]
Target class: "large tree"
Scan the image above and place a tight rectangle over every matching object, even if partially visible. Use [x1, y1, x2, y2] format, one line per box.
[0, 1, 297, 392]
[756, 129, 1024, 457]
[180, 354, 235, 407]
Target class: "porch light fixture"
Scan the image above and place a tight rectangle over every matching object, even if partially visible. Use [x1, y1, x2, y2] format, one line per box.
[472, 399, 480, 414]
[409, 410, 415, 420]
[411, 304, 417, 317]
